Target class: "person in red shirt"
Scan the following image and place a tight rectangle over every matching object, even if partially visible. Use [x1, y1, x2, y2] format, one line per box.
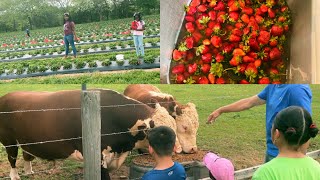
[63, 13, 77, 59]
[131, 12, 145, 58]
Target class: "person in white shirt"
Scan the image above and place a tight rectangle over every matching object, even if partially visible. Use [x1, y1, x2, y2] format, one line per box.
[131, 12, 145, 58]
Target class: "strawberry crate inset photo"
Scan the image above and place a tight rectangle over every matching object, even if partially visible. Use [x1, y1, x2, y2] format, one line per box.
[160, 0, 317, 84]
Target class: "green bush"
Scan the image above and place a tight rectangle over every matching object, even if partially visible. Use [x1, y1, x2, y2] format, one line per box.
[144, 56, 156, 64]
[28, 64, 38, 73]
[76, 61, 86, 69]
[38, 65, 48, 72]
[63, 61, 72, 70]
[101, 60, 111, 67]
[88, 61, 97, 68]
[110, 56, 116, 61]
[50, 63, 61, 71]
[129, 58, 139, 66]
[116, 60, 124, 66]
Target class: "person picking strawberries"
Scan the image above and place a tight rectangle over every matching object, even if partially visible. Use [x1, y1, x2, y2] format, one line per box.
[131, 12, 145, 60]
[207, 85, 312, 163]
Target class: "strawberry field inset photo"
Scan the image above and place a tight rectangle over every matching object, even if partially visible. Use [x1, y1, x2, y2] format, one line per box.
[160, 0, 317, 84]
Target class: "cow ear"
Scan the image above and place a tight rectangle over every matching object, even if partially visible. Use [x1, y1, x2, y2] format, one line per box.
[175, 105, 183, 116]
[150, 98, 158, 108]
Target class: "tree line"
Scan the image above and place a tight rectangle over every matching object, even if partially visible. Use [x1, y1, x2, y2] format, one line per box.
[0, 0, 160, 32]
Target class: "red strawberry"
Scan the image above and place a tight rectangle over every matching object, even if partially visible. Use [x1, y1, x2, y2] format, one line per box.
[269, 47, 281, 60]
[258, 31, 271, 45]
[197, 4, 208, 12]
[185, 22, 195, 33]
[229, 12, 239, 22]
[211, 36, 222, 48]
[203, 39, 211, 46]
[255, 7, 264, 16]
[269, 68, 279, 78]
[228, 0, 240, 12]
[237, 63, 247, 74]
[255, 15, 264, 24]
[172, 64, 185, 74]
[258, 77, 270, 84]
[192, 30, 203, 42]
[176, 74, 185, 84]
[205, 28, 214, 37]
[190, 0, 200, 7]
[208, 11, 217, 21]
[248, 52, 258, 59]
[239, 79, 250, 84]
[215, 53, 224, 62]
[188, 63, 198, 74]
[271, 25, 284, 36]
[185, 16, 195, 22]
[281, 6, 288, 13]
[284, 25, 289, 32]
[242, 7, 253, 15]
[260, 4, 268, 13]
[232, 28, 243, 36]
[233, 48, 246, 56]
[201, 64, 211, 74]
[208, 74, 215, 84]
[209, 0, 217, 7]
[269, 36, 278, 47]
[213, 23, 222, 33]
[254, 59, 262, 68]
[235, 22, 245, 29]
[196, 45, 210, 55]
[222, 43, 234, 54]
[202, 53, 213, 63]
[241, 14, 250, 24]
[249, 38, 260, 51]
[173, 50, 183, 61]
[272, 81, 281, 84]
[216, 77, 226, 84]
[230, 56, 242, 66]
[238, 0, 245, 8]
[229, 34, 241, 42]
[243, 56, 255, 63]
[245, 63, 258, 83]
[183, 71, 190, 79]
[214, 1, 225, 11]
[278, 16, 286, 23]
[268, 8, 276, 18]
[243, 27, 250, 35]
[186, 51, 195, 61]
[198, 76, 209, 84]
[186, 6, 197, 15]
[185, 37, 194, 49]
[217, 11, 227, 23]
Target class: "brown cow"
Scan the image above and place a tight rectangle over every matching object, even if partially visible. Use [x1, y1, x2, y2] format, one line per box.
[124, 84, 199, 153]
[0, 89, 175, 180]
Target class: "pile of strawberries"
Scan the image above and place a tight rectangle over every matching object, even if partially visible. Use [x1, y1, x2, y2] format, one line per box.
[171, 0, 291, 84]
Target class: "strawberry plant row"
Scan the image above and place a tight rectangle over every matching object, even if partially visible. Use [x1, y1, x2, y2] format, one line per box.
[0, 15, 160, 51]
[0, 35, 160, 53]
[0, 49, 160, 79]
[0, 37, 160, 60]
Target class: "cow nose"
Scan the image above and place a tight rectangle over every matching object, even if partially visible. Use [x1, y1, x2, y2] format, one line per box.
[190, 147, 198, 153]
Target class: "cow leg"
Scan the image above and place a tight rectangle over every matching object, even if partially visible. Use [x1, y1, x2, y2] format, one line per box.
[22, 151, 35, 175]
[108, 151, 130, 172]
[6, 145, 20, 180]
[101, 166, 111, 180]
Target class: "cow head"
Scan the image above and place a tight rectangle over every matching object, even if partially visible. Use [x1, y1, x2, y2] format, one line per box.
[149, 92, 179, 118]
[134, 103, 183, 153]
[175, 103, 199, 153]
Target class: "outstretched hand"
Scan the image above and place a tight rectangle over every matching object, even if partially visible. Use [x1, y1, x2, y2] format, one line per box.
[207, 110, 221, 124]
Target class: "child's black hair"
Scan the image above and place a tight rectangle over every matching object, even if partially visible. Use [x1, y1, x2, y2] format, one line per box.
[133, 12, 142, 21]
[273, 106, 319, 147]
[147, 126, 176, 157]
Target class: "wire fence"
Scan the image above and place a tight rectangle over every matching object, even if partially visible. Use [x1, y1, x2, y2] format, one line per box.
[0, 94, 319, 179]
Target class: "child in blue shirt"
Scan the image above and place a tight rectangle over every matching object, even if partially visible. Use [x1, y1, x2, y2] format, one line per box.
[142, 126, 186, 180]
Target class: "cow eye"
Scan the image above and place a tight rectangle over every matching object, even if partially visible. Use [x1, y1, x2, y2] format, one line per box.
[183, 126, 188, 131]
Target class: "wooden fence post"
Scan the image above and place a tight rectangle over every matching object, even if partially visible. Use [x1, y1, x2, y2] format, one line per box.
[81, 91, 101, 180]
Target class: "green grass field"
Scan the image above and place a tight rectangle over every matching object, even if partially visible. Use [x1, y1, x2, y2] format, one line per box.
[0, 84, 319, 179]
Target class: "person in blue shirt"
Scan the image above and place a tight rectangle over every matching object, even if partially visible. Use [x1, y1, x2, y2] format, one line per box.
[207, 85, 312, 162]
[142, 126, 186, 180]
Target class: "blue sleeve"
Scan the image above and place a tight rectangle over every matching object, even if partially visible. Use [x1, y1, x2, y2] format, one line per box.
[258, 85, 269, 100]
[288, 85, 312, 114]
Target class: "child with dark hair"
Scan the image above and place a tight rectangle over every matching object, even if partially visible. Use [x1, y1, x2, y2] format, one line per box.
[253, 106, 320, 179]
[131, 12, 145, 58]
[142, 126, 186, 180]
[63, 13, 77, 59]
